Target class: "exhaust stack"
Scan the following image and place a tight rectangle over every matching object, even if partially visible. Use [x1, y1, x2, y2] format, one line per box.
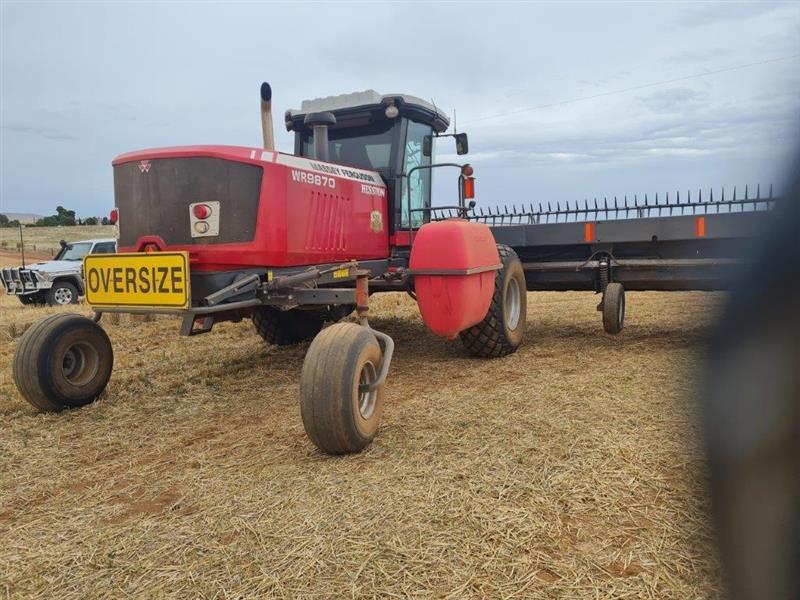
[303, 112, 336, 162]
[260, 82, 275, 151]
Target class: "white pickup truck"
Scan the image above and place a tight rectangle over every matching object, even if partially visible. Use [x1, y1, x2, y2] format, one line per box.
[0, 238, 117, 306]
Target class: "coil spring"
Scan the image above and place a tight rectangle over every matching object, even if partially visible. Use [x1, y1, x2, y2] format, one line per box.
[599, 259, 610, 293]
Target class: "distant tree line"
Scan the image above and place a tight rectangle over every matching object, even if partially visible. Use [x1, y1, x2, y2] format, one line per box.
[0, 214, 21, 228]
[0, 207, 111, 228]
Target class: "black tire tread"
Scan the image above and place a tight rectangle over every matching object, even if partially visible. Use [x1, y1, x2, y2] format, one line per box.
[459, 245, 525, 358]
[252, 307, 324, 346]
[12, 313, 113, 412]
[300, 323, 382, 454]
[14, 314, 77, 411]
[602, 282, 625, 335]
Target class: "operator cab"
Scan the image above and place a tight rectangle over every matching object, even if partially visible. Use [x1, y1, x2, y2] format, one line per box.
[285, 91, 463, 232]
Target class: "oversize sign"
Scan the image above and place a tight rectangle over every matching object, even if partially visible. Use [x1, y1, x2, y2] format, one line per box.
[84, 252, 190, 309]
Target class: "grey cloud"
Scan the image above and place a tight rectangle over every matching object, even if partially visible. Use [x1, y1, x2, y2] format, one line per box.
[1, 2, 798, 216]
[669, 3, 790, 29]
[638, 87, 705, 113]
[2, 123, 81, 141]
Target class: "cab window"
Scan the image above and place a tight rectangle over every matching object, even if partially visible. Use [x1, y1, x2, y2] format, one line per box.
[400, 120, 432, 228]
[56, 242, 93, 261]
[301, 121, 395, 171]
[91, 242, 116, 254]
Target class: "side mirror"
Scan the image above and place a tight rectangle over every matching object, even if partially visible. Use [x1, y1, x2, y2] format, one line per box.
[455, 133, 469, 155]
[422, 135, 433, 157]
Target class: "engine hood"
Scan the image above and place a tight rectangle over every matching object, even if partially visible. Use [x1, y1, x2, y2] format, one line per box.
[24, 260, 80, 274]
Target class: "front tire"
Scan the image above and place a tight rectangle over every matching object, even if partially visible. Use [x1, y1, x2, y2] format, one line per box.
[46, 281, 79, 306]
[300, 323, 385, 454]
[18, 294, 44, 306]
[460, 245, 527, 357]
[12, 313, 114, 412]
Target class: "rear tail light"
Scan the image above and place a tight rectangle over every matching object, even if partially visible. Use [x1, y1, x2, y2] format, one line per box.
[192, 204, 212, 220]
[109, 208, 119, 225]
[189, 201, 220, 238]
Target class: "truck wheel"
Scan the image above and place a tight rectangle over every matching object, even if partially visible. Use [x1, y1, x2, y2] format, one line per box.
[252, 307, 324, 345]
[12, 313, 114, 412]
[300, 323, 384, 454]
[47, 281, 79, 306]
[18, 294, 40, 306]
[460, 245, 527, 358]
[602, 282, 625, 334]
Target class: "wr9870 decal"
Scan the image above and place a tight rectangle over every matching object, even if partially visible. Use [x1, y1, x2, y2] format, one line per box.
[291, 169, 336, 189]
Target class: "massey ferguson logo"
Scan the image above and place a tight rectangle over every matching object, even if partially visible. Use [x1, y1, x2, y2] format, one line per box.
[138, 160, 151, 173]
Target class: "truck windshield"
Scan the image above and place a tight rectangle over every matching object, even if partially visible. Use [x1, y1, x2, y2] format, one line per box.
[301, 121, 395, 171]
[56, 242, 93, 261]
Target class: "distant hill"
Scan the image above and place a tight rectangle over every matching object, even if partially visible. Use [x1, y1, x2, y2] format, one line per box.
[2, 213, 43, 224]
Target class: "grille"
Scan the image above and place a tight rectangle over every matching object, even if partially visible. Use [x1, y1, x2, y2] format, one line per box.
[114, 157, 263, 247]
[1, 268, 38, 293]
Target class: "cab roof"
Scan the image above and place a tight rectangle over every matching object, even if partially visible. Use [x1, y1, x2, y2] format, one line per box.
[285, 90, 450, 134]
[71, 239, 116, 245]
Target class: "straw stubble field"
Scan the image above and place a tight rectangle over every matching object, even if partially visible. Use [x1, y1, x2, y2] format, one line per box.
[0, 250, 724, 598]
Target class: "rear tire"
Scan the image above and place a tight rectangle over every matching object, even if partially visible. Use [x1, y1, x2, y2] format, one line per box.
[602, 282, 625, 334]
[252, 307, 324, 346]
[300, 323, 385, 454]
[12, 313, 114, 412]
[460, 245, 527, 357]
[46, 281, 79, 306]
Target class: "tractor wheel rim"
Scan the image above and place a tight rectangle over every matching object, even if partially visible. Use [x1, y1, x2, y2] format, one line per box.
[61, 342, 100, 386]
[358, 361, 378, 420]
[505, 277, 521, 330]
[54, 287, 73, 304]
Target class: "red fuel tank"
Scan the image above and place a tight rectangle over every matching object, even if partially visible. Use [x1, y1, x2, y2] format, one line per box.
[409, 220, 501, 339]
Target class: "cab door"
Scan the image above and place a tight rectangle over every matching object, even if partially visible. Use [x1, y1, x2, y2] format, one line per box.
[399, 120, 433, 230]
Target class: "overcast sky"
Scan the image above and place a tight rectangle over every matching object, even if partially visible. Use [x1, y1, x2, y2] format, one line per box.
[1, 1, 798, 218]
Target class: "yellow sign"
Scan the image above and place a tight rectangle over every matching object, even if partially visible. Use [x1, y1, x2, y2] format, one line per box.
[84, 252, 190, 309]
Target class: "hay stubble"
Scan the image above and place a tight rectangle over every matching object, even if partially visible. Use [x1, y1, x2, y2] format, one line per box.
[0, 288, 723, 598]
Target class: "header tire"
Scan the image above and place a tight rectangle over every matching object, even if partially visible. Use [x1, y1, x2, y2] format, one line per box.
[602, 282, 625, 334]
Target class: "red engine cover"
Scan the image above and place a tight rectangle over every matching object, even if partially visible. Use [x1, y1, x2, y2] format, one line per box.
[410, 220, 500, 339]
[112, 146, 389, 271]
